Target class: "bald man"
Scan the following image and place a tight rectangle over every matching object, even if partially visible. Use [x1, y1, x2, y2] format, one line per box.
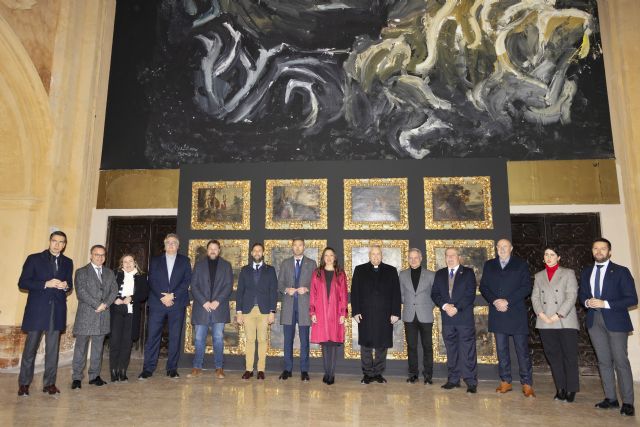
[351, 246, 401, 384]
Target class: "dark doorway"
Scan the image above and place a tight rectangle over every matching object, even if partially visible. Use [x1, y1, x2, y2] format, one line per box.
[105, 216, 177, 353]
[511, 213, 601, 374]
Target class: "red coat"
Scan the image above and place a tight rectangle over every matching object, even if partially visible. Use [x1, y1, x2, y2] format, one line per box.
[309, 269, 348, 344]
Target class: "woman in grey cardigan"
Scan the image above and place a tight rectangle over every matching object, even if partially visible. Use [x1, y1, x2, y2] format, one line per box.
[532, 246, 580, 403]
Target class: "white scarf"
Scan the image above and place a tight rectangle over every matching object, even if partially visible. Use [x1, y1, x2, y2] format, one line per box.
[122, 269, 137, 314]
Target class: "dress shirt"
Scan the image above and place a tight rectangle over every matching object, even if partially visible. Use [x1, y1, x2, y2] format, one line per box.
[166, 253, 177, 281]
[442, 265, 460, 310]
[587, 260, 611, 309]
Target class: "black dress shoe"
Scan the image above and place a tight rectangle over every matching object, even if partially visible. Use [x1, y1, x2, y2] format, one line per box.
[360, 375, 371, 385]
[89, 376, 107, 386]
[565, 392, 576, 402]
[119, 370, 128, 382]
[279, 370, 292, 380]
[167, 370, 180, 378]
[111, 370, 119, 382]
[327, 376, 335, 385]
[322, 374, 329, 384]
[18, 385, 30, 396]
[407, 375, 419, 383]
[71, 380, 81, 390]
[138, 371, 152, 380]
[595, 398, 620, 409]
[554, 389, 567, 401]
[424, 376, 433, 385]
[374, 375, 387, 383]
[467, 385, 477, 393]
[620, 404, 635, 416]
[441, 382, 461, 389]
[301, 372, 310, 381]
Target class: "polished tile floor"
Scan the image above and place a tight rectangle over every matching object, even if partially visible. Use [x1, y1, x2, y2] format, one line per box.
[1, 360, 637, 426]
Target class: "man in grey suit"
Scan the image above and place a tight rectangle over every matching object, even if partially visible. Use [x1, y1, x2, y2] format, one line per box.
[189, 239, 233, 379]
[278, 238, 317, 381]
[400, 248, 436, 384]
[71, 245, 118, 389]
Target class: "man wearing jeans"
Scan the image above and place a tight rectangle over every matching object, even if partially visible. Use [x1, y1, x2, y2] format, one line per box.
[189, 240, 233, 379]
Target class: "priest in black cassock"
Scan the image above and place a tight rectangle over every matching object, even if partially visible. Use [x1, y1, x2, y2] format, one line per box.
[351, 246, 402, 384]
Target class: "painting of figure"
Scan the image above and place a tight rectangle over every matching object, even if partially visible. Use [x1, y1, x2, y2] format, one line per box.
[266, 179, 328, 229]
[191, 181, 251, 230]
[424, 177, 493, 229]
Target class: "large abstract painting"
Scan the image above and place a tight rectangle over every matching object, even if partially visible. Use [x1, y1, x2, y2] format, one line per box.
[103, 0, 614, 167]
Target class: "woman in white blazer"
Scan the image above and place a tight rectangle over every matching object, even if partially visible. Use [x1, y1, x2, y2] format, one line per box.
[531, 246, 580, 403]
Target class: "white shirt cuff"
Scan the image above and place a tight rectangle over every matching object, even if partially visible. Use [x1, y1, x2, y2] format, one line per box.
[442, 303, 449, 310]
[604, 301, 610, 309]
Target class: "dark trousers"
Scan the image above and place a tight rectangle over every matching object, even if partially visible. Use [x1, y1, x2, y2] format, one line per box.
[109, 308, 133, 372]
[283, 308, 310, 372]
[18, 303, 60, 386]
[143, 306, 185, 373]
[539, 328, 579, 393]
[361, 346, 387, 377]
[405, 315, 433, 378]
[495, 333, 533, 385]
[321, 342, 339, 377]
[442, 324, 477, 386]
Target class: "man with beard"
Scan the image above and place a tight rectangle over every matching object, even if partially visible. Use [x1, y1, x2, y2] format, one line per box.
[579, 238, 637, 416]
[236, 243, 278, 380]
[351, 246, 401, 384]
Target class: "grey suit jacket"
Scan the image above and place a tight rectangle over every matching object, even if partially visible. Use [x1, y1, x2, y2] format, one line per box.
[73, 264, 118, 336]
[531, 266, 579, 330]
[190, 257, 233, 324]
[278, 255, 317, 326]
[400, 267, 436, 323]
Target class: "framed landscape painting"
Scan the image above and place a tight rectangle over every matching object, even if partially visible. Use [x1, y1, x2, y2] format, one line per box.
[264, 239, 326, 274]
[265, 179, 328, 229]
[424, 176, 493, 229]
[344, 178, 409, 230]
[188, 239, 249, 290]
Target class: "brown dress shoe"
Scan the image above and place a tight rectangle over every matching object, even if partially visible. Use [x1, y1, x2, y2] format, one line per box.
[215, 368, 225, 379]
[257, 371, 265, 380]
[495, 381, 513, 393]
[522, 384, 536, 397]
[241, 371, 253, 380]
[43, 384, 60, 395]
[188, 368, 202, 378]
[18, 385, 29, 396]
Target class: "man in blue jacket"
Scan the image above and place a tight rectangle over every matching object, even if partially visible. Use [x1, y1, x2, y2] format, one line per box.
[138, 234, 192, 379]
[17, 231, 73, 396]
[579, 238, 637, 416]
[480, 239, 535, 397]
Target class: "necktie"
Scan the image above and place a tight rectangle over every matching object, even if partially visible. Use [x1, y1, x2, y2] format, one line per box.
[54, 257, 59, 273]
[96, 267, 103, 283]
[295, 259, 301, 286]
[449, 269, 454, 279]
[594, 265, 603, 299]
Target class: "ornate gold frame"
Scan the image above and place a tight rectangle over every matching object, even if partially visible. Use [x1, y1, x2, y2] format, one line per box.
[265, 178, 328, 229]
[344, 304, 408, 360]
[343, 178, 409, 230]
[423, 176, 493, 229]
[263, 239, 327, 266]
[266, 302, 323, 358]
[183, 301, 246, 355]
[425, 239, 495, 295]
[343, 239, 409, 291]
[187, 239, 249, 290]
[191, 181, 251, 230]
[432, 305, 498, 364]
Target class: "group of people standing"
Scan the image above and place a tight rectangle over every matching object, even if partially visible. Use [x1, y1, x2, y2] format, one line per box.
[15, 232, 637, 417]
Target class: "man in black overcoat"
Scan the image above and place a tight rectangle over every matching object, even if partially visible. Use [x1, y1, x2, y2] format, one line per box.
[351, 246, 401, 384]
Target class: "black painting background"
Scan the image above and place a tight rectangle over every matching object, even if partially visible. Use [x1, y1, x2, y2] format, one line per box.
[102, 0, 615, 170]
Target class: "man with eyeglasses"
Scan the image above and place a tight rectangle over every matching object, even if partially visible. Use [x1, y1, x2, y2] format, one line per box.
[71, 245, 118, 389]
[139, 234, 192, 379]
[18, 231, 74, 396]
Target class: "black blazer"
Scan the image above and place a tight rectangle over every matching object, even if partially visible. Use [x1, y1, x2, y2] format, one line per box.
[431, 266, 476, 326]
[236, 264, 278, 314]
[111, 271, 149, 341]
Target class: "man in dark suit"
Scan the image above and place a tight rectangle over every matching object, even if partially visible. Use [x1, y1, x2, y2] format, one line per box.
[277, 238, 317, 381]
[236, 243, 278, 380]
[351, 246, 401, 384]
[189, 239, 233, 379]
[431, 247, 478, 393]
[579, 238, 637, 416]
[71, 245, 118, 389]
[480, 239, 535, 397]
[399, 248, 435, 384]
[139, 234, 192, 379]
[18, 231, 73, 396]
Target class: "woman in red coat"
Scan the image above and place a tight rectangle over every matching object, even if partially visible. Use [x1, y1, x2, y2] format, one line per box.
[310, 247, 348, 385]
